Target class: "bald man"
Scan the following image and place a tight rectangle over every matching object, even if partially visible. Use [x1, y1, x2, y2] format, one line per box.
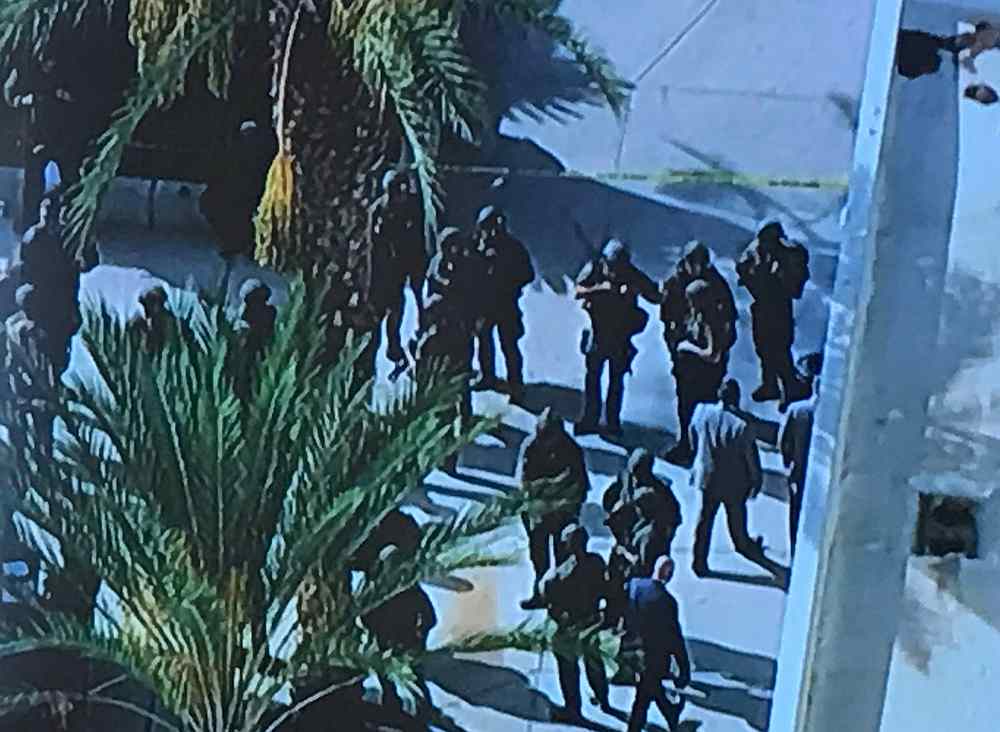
[625, 556, 689, 732]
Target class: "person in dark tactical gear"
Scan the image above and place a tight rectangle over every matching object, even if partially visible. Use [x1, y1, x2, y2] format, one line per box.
[517, 407, 590, 610]
[352, 508, 422, 574]
[364, 545, 437, 730]
[736, 221, 810, 412]
[199, 119, 278, 258]
[17, 192, 81, 376]
[471, 206, 535, 401]
[539, 524, 612, 721]
[0, 263, 22, 324]
[779, 353, 822, 559]
[665, 277, 736, 465]
[4, 55, 81, 233]
[6, 284, 50, 371]
[689, 379, 775, 577]
[236, 279, 278, 355]
[127, 285, 174, 354]
[625, 556, 690, 732]
[228, 279, 278, 400]
[603, 449, 681, 628]
[660, 240, 735, 360]
[574, 239, 660, 437]
[410, 228, 484, 473]
[369, 169, 428, 380]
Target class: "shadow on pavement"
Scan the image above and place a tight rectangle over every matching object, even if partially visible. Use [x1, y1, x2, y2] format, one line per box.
[423, 656, 555, 723]
[688, 639, 777, 690]
[686, 680, 771, 731]
[703, 568, 787, 591]
[679, 638, 776, 731]
[520, 382, 677, 463]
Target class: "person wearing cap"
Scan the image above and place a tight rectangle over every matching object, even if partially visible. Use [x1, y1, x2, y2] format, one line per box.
[471, 206, 535, 401]
[517, 407, 590, 610]
[736, 221, 810, 412]
[625, 555, 689, 732]
[779, 352, 822, 558]
[369, 169, 427, 378]
[689, 379, 773, 577]
[574, 238, 660, 437]
[538, 523, 613, 721]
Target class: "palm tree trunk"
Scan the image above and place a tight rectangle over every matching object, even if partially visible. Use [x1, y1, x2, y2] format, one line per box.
[267, 0, 400, 366]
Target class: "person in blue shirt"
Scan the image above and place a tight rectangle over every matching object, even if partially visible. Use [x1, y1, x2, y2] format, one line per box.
[625, 555, 691, 732]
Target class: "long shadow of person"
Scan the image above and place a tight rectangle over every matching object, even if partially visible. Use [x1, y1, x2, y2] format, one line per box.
[703, 568, 788, 591]
[422, 656, 619, 731]
[422, 656, 555, 723]
[517, 382, 676, 472]
[658, 638, 777, 730]
[686, 680, 772, 731]
[687, 639, 777, 690]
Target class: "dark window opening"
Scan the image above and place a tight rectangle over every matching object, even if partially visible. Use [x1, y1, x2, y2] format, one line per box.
[914, 493, 979, 559]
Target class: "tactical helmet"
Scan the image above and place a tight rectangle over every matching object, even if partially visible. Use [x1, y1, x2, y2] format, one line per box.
[683, 240, 711, 266]
[14, 283, 35, 309]
[476, 205, 504, 229]
[239, 278, 270, 304]
[138, 285, 168, 308]
[718, 378, 741, 405]
[602, 238, 630, 264]
[756, 219, 786, 242]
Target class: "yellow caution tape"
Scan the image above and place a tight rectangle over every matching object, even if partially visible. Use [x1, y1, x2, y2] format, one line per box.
[440, 164, 849, 190]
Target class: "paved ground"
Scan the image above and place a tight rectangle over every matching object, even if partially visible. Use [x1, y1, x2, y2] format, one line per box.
[0, 5, 865, 727]
[48, 166, 842, 732]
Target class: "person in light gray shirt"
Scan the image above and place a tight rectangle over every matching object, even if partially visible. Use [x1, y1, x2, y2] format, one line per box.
[689, 379, 771, 576]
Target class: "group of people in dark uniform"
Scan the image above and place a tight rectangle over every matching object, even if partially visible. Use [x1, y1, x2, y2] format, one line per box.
[1, 190, 87, 466]
[0, 81, 826, 728]
[481, 216, 822, 730]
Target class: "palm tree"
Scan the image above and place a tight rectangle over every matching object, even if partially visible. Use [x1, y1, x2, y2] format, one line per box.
[1, 0, 629, 358]
[0, 283, 607, 731]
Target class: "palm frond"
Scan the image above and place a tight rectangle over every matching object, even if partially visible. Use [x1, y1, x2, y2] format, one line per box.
[485, 0, 633, 117]
[62, 10, 238, 250]
[0, 0, 112, 61]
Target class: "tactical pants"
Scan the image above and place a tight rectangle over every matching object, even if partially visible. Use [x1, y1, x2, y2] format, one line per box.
[18, 144, 81, 234]
[582, 349, 628, 429]
[556, 650, 610, 713]
[381, 669, 433, 731]
[382, 271, 425, 365]
[522, 511, 574, 592]
[477, 306, 525, 387]
[789, 478, 804, 558]
[750, 301, 797, 399]
[673, 353, 725, 452]
[19, 149, 45, 234]
[635, 525, 679, 578]
[627, 667, 684, 732]
[693, 492, 766, 569]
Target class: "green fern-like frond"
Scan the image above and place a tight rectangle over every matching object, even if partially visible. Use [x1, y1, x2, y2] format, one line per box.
[486, 0, 633, 117]
[0, 280, 578, 731]
[62, 10, 238, 250]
